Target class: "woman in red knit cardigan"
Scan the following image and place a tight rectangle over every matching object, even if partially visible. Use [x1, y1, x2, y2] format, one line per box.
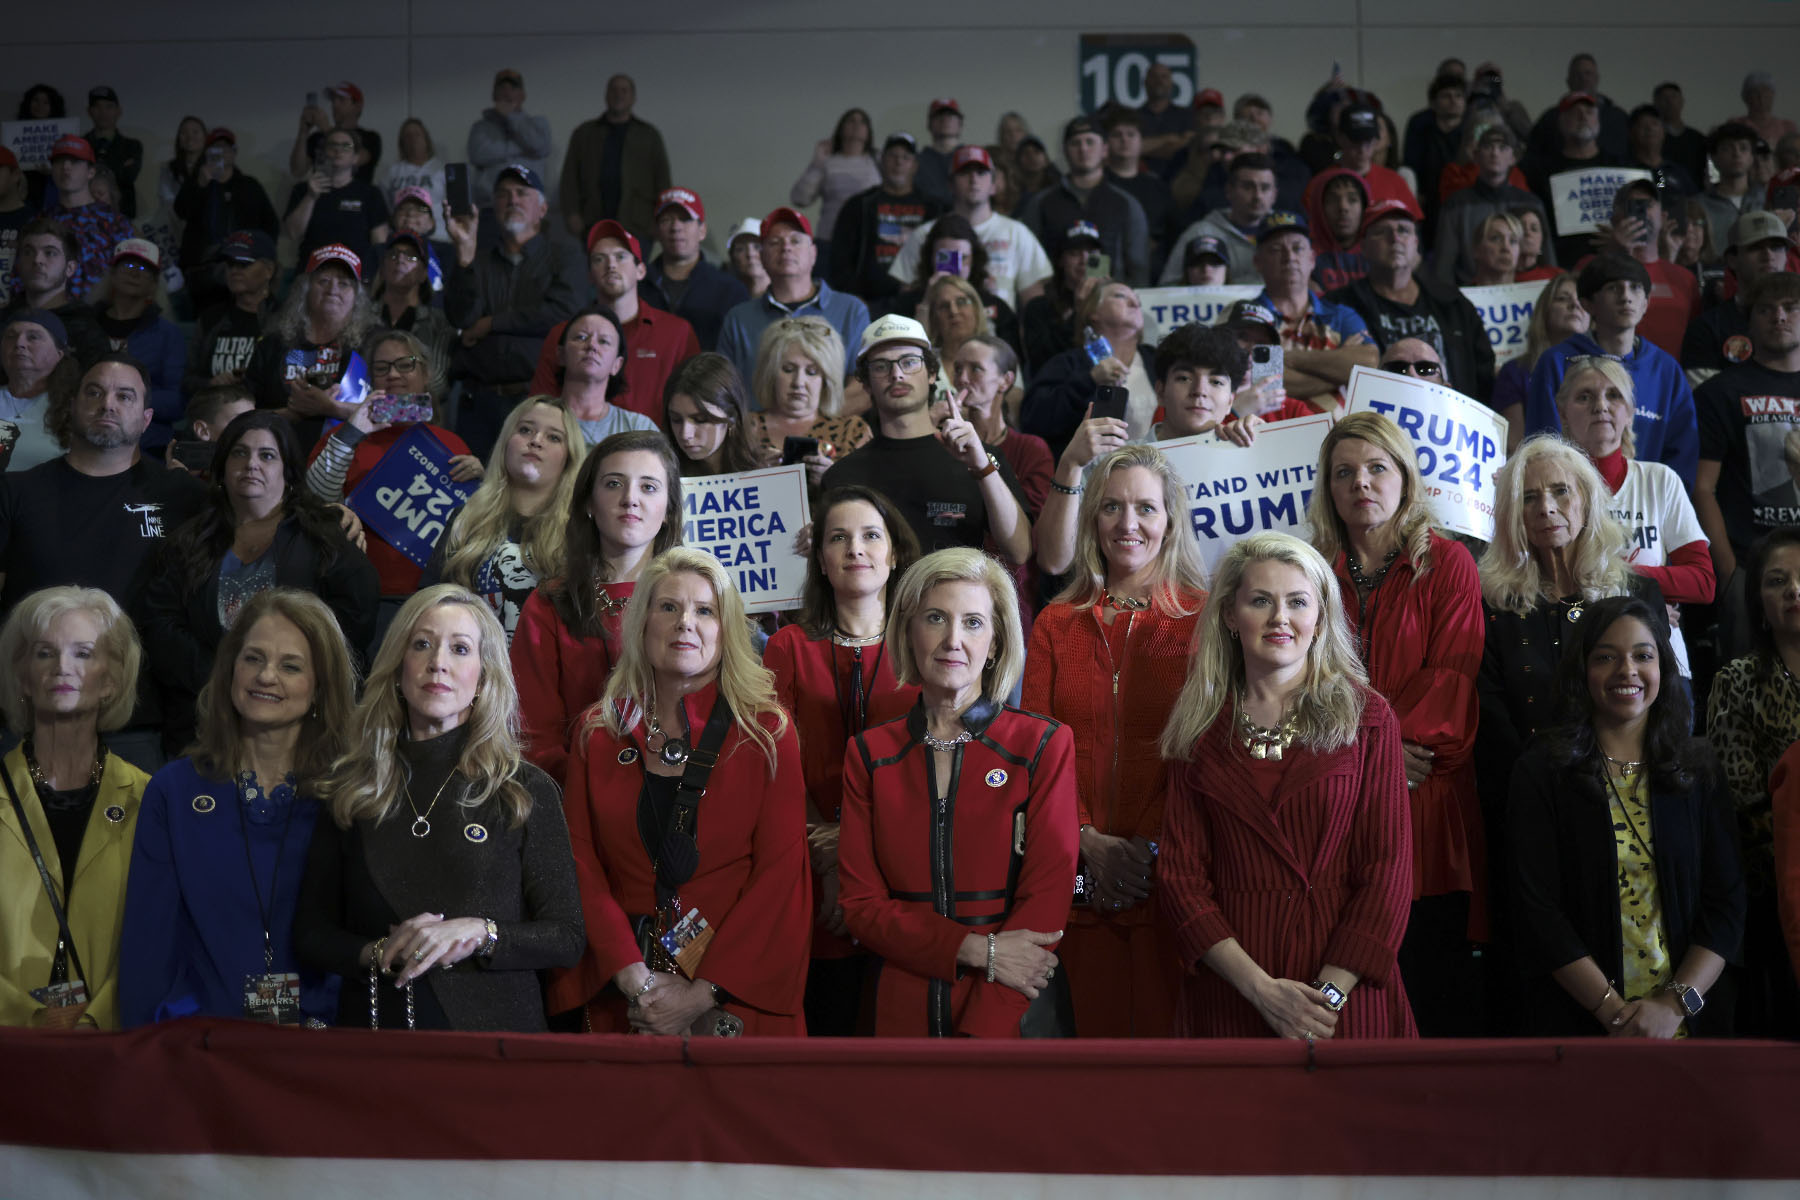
[1158, 531, 1417, 1039]
[1022, 443, 1208, 1037]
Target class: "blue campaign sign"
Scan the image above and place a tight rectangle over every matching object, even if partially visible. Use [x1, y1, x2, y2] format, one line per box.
[1078, 34, 1197, 113]
[345, 426, 476, 567]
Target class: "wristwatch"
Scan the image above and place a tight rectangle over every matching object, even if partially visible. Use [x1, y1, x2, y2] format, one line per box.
[969, 452, 1000, 479]
[477, 918, 499, 960]
[1313, 980, 1348, 1012]
[1663, 980, 1704, 1018]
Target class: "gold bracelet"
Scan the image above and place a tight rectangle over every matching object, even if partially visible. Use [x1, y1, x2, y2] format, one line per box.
[1589, 985, 1616, 1014]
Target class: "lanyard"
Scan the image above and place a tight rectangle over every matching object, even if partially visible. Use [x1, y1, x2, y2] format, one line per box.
[2, 762, 89, 986]
[235, 773, 299, 972]
[832, 641, 885, 740]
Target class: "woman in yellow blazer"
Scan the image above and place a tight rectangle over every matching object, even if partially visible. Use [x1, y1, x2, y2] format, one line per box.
[1, 586, 150, 1030]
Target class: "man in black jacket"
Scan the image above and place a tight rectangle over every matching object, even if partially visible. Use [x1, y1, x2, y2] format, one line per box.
[828, 134, 942, 303]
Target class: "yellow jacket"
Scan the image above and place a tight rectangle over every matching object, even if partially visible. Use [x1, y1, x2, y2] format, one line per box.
[0, 745, 151, 1030]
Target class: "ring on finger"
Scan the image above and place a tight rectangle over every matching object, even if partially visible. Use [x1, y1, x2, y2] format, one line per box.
[411, 948, 426, 962]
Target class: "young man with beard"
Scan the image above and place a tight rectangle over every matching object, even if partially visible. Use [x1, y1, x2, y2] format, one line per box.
[3, 219, 109, 365]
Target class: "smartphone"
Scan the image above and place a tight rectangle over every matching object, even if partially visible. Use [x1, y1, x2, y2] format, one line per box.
[1085, 250, 1103, 272]
[170, 440, 216, 472]
[444, 162, 473, 217]
[1627, 197, 1652, 241]
[781, 435, 820, 465]
[934, 248, 964, 276]
[371, 393, 435, 424]
[1249, 343, 1284, 384]
[1091, 385, 1129, 423]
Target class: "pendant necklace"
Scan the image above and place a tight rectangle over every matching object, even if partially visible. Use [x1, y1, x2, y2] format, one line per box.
[406, 770, 459, 838]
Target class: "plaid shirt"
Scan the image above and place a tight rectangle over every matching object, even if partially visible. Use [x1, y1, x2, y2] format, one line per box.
[37, 200, 136, 300]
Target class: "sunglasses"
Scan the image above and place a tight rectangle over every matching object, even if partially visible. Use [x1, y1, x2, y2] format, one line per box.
[1384, 359, 1441, 378]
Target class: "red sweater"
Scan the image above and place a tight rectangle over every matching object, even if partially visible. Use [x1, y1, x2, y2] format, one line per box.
[509, 583, 631, 787]
[308, 422, 471, 597]
[529, 304, 702, 418]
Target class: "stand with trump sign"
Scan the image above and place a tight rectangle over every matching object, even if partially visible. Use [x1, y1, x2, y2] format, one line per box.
[1345, 365, 1506, 542]
[1152, 413, 1334, 571]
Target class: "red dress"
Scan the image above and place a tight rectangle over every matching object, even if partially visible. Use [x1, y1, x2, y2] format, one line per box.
[1021, 597, 1201, 1037]
[1159, 692, 1418, 1038]
[546, 681, 811, 1034]
[764, 625, 919, 959]
[510, 583, 631, 787]
[837, 700, 1079, 1037]
[1331, 534, 1487, 925]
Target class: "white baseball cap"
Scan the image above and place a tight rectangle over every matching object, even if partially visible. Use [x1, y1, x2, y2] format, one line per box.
[856, 314, 932, 363]
[726, 218, 762, 248]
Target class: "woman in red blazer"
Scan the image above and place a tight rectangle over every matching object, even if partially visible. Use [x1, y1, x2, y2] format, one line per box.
[1159, 531, 1417, 1039]
[1022, 443, 1207, 1037]
[510, 431, 683, 786]
[548, 548, 811, 1036]
[1307, 411, 1486, 1036]
[765, 485, 922, 1035]
[838, 548, 1079, 1037]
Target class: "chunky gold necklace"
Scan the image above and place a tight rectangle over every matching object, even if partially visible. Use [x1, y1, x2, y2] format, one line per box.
[23, 739, 106, 789]
[1235, 698, 1299, 761]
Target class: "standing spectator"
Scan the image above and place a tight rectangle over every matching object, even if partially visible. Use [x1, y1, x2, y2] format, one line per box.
[1249, 212, 1377, 414]
[527, 221, 700, 419]
[662, 353, 760, 478]
[1694, 123, 1761, 262]
[1161, 151, 1279, 286]
[282, 127, 390, 271]
[1526, 54, 1629, 166]
[953, 335, 1048, 512]
[644, 188, 747, 353]
[1019, 117, 1150, 288]
[183, 233, 274, 400]
[726, 219, 770, 298]
[717, 208, 871, 393]
[3, 220, 109, 366]
[40, 137, 134, 301]
[82, 87, 141, 220]
[467, 69, 551, 210]
[1012, 135, 1063, 209]
[90, 240, 184, 449]
[0, 147, 29, 285]
[1467, 213, 1523, 286]
[1733, 72, 1799, 148]
[1103, 109, 1174, 275]
[1402, 73, 1466, 234]
[558, 74, 671, 250]
[1682, 211, 1790, 388]
[1020, 221, 1103, 374]
[889, 147, 1053, 309]
[1624, 106, 1699, 199]
[828, 134, 943, 304]
[377, 118, 447, 224]
[154, 117, 207, 225]
[790, 108, 881, 249]
[288, 82, 380, 185]
[242, 245, 379, 450]
[1309, 168, 1369, 293]
[1493, 275, 1587, 448]
[1527, 93, 1621, 269]
[915, 99, 965, 211]
[1578, 179, 1700, 359]
[1137, 65, 1197, 177]
[879, 214, 1020, 356]
[0, 310, 81, 473]
[172, 129, 278, 314]
[443, 164, 584, 460]
[536, 306, 659, 444]
[745, 316, 869, 478]
[1652, 83, 1709, 188]
[1301, 103, 1419, 247]
[1431, 123, 1548, 288]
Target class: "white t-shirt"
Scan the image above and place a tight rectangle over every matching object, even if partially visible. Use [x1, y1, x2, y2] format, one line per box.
[1608, 458, 1707, 675]
[888, 212, 1052, 308]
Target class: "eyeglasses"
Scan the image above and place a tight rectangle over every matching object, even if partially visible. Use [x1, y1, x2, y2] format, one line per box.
[116, 260, 152, 273]
[371, 355, 423, 376]
[1383, 359, 1441, 378]
[865, 354, 926, 377]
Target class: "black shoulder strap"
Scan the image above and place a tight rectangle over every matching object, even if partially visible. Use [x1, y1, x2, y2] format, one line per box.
[2, 761, 88, 985]
[637, 695, 736, 905]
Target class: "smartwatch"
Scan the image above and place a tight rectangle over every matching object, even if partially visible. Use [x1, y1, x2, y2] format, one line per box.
[1664, 981, 1704, 1018]
[1313, 980, 1348, 1012]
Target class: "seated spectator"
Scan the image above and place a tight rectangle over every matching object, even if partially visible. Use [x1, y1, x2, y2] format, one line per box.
[1379, 337, 1448, 384]
[40, 137, 134, 300]
[747, 316, 869, 485]
[923, 275, 992, 365]
[914, 98, 965, 210]
[878, 213, 1021, 355]
[372, 233, 454, 369]
[890, 148, 1053, 309]
[183, 231, 276, 400]
[1524, 254, 1697, 487]
[0, 147, 28, 282]
[141, 411, 379, 745]
[1021, 221, 1104, 374]
[1301, 101, 1420, 240]
[468, 69, 552, 210]
[1309, 167, 1369, 292]
[1526, 93, 1620, 269]
[1578, 180, 1700, 358]
[171, 128, 278, 314]
[726, 219, 769, 298]
[1695, 123, 1763, 261]
[1101, 109, 1174, 276]
[1494, 273, 1587, 446]
[282, 127, 390, 273]
[718, 208, 871, 394]
[90, 240, 185, 448]
[645, 188, 748, 353]
[1252, 212, 1377, 413]
[540, 306, 658, 444]
[789, 108, 882, 249]
[662, 352, 761, 478]
[1682, 211, 1790, 388]
[1624, 105, 1699, 199]
[423, 396, 585, 643]
[828, 134, 943, 304]
[0, 309, 82, 473]
[1431, 122, 1548, 287]
[1180, 234, 1231, 285]
[527, 221, 699, 418]
[1160, 150, 1278, 285]
[243, 244, 380, 450]
[1513, 208, 1560, 282]
[1021, 279, 1155, 454]
[180, 384, 255, 447]
[289, 82, 381, 184]
[1732, 72, 1799, 148]
[377, 118, 447, 230]
[1469, 212, 1523, 286]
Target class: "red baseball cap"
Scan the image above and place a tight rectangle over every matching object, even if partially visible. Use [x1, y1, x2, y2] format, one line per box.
[760, 206, 813, 239]
[1195, 88, 1226, 110]
[1360, 197, 1422, 238]
[306, 243, 363, 280]
[586, 219, 642, 261]
[1559, 91, 1599, 111]
[656, 187, 705, 222]
[326, 81, 364, 106]
[929, 98, 962, 118]
[952, 145, 994, 173]
[205, 127, 236, 148]
[49, 135, 95, 164]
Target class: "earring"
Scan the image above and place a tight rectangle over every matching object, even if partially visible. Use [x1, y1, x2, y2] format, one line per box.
[1229, 629, 1239, 641]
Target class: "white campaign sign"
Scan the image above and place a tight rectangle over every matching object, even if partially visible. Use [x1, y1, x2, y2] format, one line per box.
[1, 118, 79, 171]
[1461, 281, 1543, 366]
[1138, 285, 1261, 342]
[1345, 365, 1506, 542]
[1154, 414, 1333, 572]
[681, 464, 811, 614]
[1549, 166, 1650, 238]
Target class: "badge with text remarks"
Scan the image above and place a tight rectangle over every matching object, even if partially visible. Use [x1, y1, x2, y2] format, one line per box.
[659, 907, 716, 979]
[243, 972, 303, 1024]
[30, 979, 89, 1029]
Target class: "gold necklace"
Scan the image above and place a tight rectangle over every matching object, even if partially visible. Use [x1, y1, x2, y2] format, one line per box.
[1235, 698, 1299, 761]
[405, 771, 459, 838]
[593, 580, 629, 619]
[23, 739, 106, 789]
[1103, 589, 1150, 612]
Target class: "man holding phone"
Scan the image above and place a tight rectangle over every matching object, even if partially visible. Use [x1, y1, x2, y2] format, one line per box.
[282, 128, 389, 271]
[1579, 179, 1698, 358]
[289, 82, 380, 184]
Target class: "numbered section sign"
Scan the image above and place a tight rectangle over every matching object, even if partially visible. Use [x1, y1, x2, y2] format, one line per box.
[1078, 34, 1197, 113]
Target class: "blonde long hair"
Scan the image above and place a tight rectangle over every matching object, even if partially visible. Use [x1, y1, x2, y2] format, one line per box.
[318, 585, 532, 830]
[888, 548, 1029, 702]
[1159, 532, 1367, 760]
[1521, 273, 1579, 373]
[1553, 356, 1637, 460]
[440, 397, 587, 588]
[1307, 411, 1441, 581]
[1056, 444, 1208, 615]
[1479, 435, 1634, 616]
[587, 549, 788, 774]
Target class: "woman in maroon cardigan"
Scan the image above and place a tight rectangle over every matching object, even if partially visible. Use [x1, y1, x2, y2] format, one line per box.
[1307, 410, 1486, 1036]
[1158, 531, 1416, 1039]
[765, 485, 921, 1035]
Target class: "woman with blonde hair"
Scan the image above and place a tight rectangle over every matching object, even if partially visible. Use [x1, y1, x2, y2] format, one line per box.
[1491, 272, 1590, 449]
[425, 395, 587, 644]
[548, 548, 810, 1036]
[838, 548, 1079, 1037]
[1021, 443, 1206, 1037]
[1307, 411, 1487, 1035]
[0, 588, 149, 1029]
[924, 274, 990, 362]
[748, 316, 871, 487]
[1469, 211, 1523, 286]
[1158, 532, 1417, 1039]
[294, 584, 584, 1031]
[120, 589, 358, 1027]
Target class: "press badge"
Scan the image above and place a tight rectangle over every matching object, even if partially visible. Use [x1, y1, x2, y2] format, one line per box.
[243, 972, 303, 1024]
[30, 980, 89, 1029]
[658, 907, 715, 979]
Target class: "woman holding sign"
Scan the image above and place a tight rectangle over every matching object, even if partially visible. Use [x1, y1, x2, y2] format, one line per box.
[765, 486, 922, 1034]
[511, 430, 684, 784]
[548, 549, 810, 1036]
[1022, 443, 1208, 1037]
[1158, 532, 1417, 1039]
[1308, 411, 1488, 1037]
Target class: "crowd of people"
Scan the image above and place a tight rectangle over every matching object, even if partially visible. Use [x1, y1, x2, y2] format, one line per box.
[2, 55, 1799, 1041]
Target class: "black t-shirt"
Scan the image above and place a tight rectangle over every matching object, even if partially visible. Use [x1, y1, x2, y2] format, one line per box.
[95, 309, 136, 351]
[304, 128, 383, 185]
[284, 179, 389, 269]
[186, 305, 267, 394]
[820, 432, 1025, 556]
[1680, 301, 1753, 377]
[1696, 360, 1800, 556]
